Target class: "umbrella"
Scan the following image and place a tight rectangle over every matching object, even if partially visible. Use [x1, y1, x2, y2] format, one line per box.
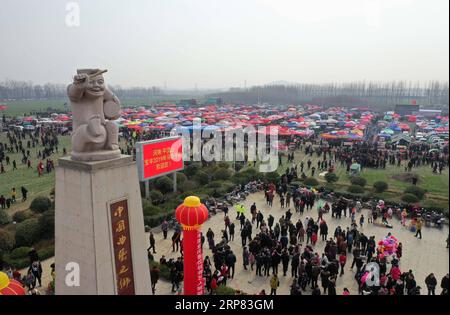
[0, 272, 26, 295]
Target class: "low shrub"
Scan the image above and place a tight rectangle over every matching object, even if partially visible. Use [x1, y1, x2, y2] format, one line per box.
[143, 204, 163, 217]
[176, 173, 187, 185]
[208, 181, 224, 189]
[0, 229, 15, 252]
[184, 163, 200, 177]
[12, 210, 32, 223]
[350, 176, 367, 187]
[347, 185, 365, 194]
[3, 245, 54, 269]
[0, 210, 11, 226]
[401, 193, 420, 204]
[265, 172, 280, 184]
[215, 285, 236, 295]
[9, 246, 31, 259]
[404, 186, 426, 200]
[30, 196, 52, 213]
[217, 162, 231, 169]
[15, 218, 41, 247]
[149, 190, 164, 204]
[179, 180, 199, 193]
[212, 168, 232, 181]
[144, 212, 174, 228]
[194, 171, 210, 185]
[324, 173, 339, 183]
[38, 210, 55, 239]
[155, 176, 174, 194]
[373, 181, 389, 193]
[304, 177, 320, 187]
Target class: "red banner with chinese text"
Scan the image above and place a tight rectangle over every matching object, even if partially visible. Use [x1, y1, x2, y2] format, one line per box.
[110, 199, 135, 295]
[141, 138, 183, 180]
[182, 229, 204, 295]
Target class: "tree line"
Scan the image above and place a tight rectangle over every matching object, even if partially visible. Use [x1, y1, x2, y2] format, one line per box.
[0, 80, 163, 100]
[209, 81, 449, 109]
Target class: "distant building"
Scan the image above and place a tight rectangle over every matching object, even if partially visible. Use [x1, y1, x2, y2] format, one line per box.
[205, 97, 223, 106]
[395, 104, 420, 116]
[391, 134, 412, 146]
[179, 99, 197, 107]
[417, 109, 442, 118]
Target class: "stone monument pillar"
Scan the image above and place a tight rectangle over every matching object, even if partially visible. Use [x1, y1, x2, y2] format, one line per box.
[55, 70, 151, 295]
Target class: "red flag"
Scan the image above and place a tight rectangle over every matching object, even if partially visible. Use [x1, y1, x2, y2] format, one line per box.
[411, 99, 417, 105]
[0, 105, 8, 110]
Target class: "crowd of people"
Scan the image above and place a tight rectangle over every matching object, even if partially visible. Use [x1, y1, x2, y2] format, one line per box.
[148, 178, 448, 296]
[1, 247, 55, 295]
[0, 125, 67, 208]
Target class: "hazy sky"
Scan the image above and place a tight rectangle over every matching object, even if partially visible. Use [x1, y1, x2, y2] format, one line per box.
[0, 0, 448, 89]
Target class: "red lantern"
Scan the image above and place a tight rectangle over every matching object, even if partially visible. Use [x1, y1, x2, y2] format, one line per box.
[175, 196, 209, 295]
[0, 272, 26, 295]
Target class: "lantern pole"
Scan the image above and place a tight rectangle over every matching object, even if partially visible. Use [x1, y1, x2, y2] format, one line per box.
[145, 180, 150, 199]
[173, 172, 177, 192]
[175, 196, 208, 295]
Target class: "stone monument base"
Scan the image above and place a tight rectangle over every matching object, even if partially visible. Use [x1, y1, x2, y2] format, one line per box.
[71, 149, 121, 162]
[55, 155, 151, 295]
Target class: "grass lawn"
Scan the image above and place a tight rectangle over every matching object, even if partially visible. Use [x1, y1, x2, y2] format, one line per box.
[1, 96, 199, 117]
[243, 144, 448, 209]
[333, 162, 449, 197]
[0, 133, 72, 214]
[1, 100, 69, 116]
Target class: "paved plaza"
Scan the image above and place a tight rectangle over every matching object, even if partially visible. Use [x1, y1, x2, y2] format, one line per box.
[27, 192, 448, 295]
[150, 192, 449, 295]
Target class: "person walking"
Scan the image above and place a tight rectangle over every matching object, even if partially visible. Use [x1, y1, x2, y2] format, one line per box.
[226, 251, 237, 279]
[425, 273, 437, 295]
[243, 247, 250, 270]
[440, 273, 449, 295]
[21, 186, 28, 202]
[148, 232, 156, 254]
[150, 265, 160, 294]
[11, 187, 16, 203]
[270, 274, 280, 295]
[229, 222, 235, 241]
[170, 267, 180, 293]
[172, 231, 181, 252]
[28, 261, 42, 288]
[339, 252, 347, 276]
[415, 219, 423, 239]
[161, 220, 169, 239]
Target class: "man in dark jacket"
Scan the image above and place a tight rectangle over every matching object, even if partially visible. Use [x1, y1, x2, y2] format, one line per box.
[256, 211, 264, 228]
[225, 251, 237, 278]
[291, 253, 300, 278]
[425, 273, 437, 295]
[150, 265, 160, 294]
[267, 215, 275, 231]
[441, 273, 449, 295]
[281, 249, 290, 276]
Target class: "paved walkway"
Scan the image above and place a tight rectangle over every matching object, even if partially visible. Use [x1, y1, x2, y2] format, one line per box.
[149, 192, 449, 295]
[23, 192, 448, 295]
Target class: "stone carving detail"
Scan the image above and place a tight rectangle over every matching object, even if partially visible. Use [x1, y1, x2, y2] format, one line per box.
[67, 69, 121, 161]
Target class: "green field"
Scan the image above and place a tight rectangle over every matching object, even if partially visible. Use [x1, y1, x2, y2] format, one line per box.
[0, 133, 72, 213]
[272, 147, 449, 209]
[1, 100, 69, 116]
[1, 95, 200, 117]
